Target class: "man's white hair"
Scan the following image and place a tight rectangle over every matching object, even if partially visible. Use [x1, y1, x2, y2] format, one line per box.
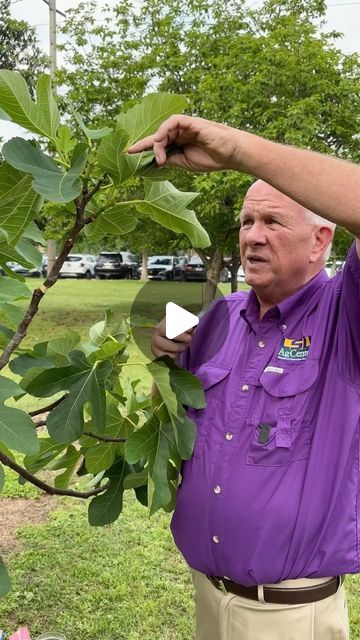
[303, 209, 336, 262]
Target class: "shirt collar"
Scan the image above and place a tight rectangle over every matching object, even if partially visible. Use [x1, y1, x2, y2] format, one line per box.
[277, 269, 328, 323]
[239, 269, 329, 327]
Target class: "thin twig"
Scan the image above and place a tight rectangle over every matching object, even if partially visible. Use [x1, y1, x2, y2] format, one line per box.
[33, 419, 47, 428]
[83, 431, 126, 443]
[85, 177, 105, 203]
[0, 207, 87, 370]
[29, 395, 67, 417]
[0, 451, 110, 498]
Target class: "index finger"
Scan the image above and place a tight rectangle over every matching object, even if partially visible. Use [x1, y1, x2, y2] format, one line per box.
[128, 116, 185, 164]
[128, 133, 156, 155]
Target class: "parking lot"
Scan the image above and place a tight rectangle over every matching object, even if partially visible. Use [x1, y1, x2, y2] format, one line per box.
[6, 252, 247, 283]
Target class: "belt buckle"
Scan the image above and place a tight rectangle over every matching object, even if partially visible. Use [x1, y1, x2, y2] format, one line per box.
[218, 579, 228, 595]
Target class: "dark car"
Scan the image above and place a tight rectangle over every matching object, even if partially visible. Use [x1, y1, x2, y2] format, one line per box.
[183, 258, 207, 281]
[94, 251, 139, 279]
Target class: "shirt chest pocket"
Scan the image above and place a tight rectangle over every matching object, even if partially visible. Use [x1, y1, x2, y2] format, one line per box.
[246, 359, 319, 467]
[188, 363, 231, 459]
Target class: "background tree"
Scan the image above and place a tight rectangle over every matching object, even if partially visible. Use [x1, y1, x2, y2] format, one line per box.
[332, 227, 353, 263]
[57, 0, 151, 126]
[59, 0, 359, 301]
[0, 0, 47, 95]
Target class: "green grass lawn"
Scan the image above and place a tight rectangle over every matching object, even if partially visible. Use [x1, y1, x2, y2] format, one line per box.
[15, 278, 232, 343]
[0, 278, 359, 638]
[0, 492, 194, 640]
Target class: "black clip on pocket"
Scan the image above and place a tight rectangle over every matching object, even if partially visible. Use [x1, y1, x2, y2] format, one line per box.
[258, 423, 272, 444]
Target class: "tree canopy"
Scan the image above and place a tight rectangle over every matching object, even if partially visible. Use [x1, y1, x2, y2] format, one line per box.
[0, 0, 47, 95]
[59, 0, 359, 293]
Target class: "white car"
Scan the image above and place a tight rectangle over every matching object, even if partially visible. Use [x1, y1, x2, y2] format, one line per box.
[237, 266, 246, 282]
[59, 254, 96, 279]
[139, 255, 184, 280]
[223, 266, 246, 282]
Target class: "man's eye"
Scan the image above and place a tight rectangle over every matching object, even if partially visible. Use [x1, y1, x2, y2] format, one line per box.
[241, 219, 252, 228]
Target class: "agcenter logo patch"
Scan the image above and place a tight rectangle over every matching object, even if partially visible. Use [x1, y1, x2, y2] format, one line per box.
[277, 336, 311, 361]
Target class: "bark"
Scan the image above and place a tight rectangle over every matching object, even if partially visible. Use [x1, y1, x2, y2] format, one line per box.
[0, 449, 110, 498]
[230, 266, 239, 293]
[141, 248, 149, 281]
[202, 246, 224, 307]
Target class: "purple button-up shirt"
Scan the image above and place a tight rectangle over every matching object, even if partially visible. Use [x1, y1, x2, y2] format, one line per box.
[172, 244, 360, 586]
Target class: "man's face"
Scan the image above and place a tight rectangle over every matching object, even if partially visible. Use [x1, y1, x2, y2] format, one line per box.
[239, 181, 320, 305]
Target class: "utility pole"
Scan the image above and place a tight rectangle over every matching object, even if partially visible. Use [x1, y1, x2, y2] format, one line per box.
[41, 0, 66, 276]
[49, 0, 57, 87]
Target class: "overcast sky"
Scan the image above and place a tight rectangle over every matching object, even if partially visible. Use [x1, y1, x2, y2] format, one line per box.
[1, 0, 359, 141]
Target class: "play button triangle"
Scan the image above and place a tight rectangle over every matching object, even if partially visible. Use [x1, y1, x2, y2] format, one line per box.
[165, 302, 199, 340]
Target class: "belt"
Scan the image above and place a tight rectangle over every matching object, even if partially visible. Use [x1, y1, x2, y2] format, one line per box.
[206, 575, 343, 605]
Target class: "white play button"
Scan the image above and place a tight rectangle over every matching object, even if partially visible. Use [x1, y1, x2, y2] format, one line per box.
[165, 302, 199, 339]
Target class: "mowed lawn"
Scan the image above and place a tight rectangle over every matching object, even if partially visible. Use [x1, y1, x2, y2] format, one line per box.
[0, 278, 359, 639]
[17, 278, 223, 344]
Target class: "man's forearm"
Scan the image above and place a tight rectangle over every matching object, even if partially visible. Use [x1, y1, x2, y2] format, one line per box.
[233, 130, 360, 237]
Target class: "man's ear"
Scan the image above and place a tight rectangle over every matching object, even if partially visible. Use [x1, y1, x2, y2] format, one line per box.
[309, 226, 334, 264]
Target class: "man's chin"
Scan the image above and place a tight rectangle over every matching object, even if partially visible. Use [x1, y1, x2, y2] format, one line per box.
[244, 274, 269, 288]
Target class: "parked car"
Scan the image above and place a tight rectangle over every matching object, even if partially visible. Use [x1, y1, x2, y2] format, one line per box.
[6, 261, 42, 277]
[59, 254, 96, 279]
[219, 267, 231, 283]
[183, 257, 207, 281]
[94, 251, 139, 279]
[139, 255, 184, 280]
[237, 265, 246, 282]
[122, 252, 140, 278]
[41, 255, 48, 277]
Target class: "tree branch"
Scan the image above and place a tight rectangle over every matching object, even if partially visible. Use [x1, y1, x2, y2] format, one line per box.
[0, 450, 110, 498]
[33, 419, 47, 428]
[84, 177, 105, 204]
[0, 205, 87, 370]
[83, 431, 126, 443]
[29, 395, 67, 417]
[196, 248, 210, 268]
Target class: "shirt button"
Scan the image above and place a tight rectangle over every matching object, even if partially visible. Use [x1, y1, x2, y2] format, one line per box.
[212, 535, 220, 543]
[241, 384, 249, 392]
[281, 324, 287, 331]
[225, 432, 233, 441]
[213, 485, 221, 494]
[258, 340, 265, 348]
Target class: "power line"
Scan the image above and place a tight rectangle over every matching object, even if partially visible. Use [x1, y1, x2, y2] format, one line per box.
[328, 1, 360, 6]
[40, 0, 66, 19]
[28, 1, 360, 29]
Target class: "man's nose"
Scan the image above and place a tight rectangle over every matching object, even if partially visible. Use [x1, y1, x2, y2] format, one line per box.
[245, 221, 267, 245]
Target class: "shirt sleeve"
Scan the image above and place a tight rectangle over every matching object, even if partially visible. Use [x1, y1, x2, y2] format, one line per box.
[336, 242, 360, 386]
[177, 347, 190, 371]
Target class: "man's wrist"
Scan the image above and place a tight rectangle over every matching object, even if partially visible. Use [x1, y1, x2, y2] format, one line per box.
[227, 129, 274, 176]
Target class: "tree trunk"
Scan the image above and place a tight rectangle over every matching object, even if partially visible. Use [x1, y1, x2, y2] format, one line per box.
[140, 249, 148, 281]
[47, 239, 57, 276]
[230, 267, 238, 293]
[203, 246, 223, 307]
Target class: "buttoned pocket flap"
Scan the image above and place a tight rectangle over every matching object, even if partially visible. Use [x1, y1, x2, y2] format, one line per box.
[275, 415, 292, 448]
[260, 358, 319, 397]
[194, 363, 232, 390]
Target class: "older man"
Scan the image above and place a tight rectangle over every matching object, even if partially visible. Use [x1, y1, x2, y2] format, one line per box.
[129, 117, 360, 640]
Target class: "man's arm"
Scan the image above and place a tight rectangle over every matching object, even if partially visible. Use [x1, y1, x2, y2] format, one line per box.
[128, 115, 360, 247]
[240, 133, 360, 244]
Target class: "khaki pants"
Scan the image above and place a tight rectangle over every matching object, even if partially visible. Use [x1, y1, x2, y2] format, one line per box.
[192, 570, 349, 640]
